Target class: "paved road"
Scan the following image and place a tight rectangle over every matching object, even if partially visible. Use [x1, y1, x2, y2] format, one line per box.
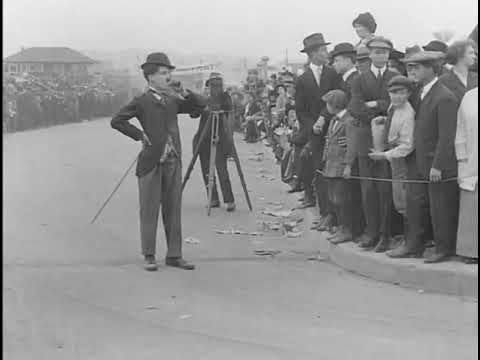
[3, 118, 477, 360]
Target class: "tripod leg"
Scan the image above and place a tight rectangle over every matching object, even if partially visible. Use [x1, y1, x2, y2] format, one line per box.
[231, 144, 253, 211]
[207, 113, 219, 216]
[182, 115, 212, 191]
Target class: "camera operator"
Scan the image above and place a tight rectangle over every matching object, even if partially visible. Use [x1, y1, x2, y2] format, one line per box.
[191, 72, 236, 212]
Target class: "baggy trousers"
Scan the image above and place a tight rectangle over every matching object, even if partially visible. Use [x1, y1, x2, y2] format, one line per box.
[138, 156, 182, 259]
[327, 178, 353, 230]
[198, 142, 235, 204]
[358, 156, 393, 239]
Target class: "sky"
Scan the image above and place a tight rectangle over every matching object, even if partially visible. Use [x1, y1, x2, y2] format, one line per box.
[4, 0, 478, 63]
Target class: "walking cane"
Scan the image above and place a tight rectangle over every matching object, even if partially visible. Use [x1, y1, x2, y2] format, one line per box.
[90, 156, 137, 224]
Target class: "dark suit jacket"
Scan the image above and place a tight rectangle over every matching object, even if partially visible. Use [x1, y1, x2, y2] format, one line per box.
[413, 81, 459, 179]
[192, 92, 234, 156]
[294, 66, 341, 147]
[439, 70, 478, 102]
[347, 68, 397, 159]
[111, 89, 206, 177]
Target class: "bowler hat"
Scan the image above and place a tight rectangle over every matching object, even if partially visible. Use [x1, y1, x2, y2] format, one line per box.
[423, 40, 448, 54]
[205, 72, 223, 87]
[300, 33, 331, 53]
[330, 42, 356, 59]
[387, 75, 415, 92]
[352, 12, 377, 33]
[366, 36, 393, 50]
[400, 50, 445, 64]
[321, 89, 348, 109]
[141, 52, 175, 70]
[356, 46, 371, 61]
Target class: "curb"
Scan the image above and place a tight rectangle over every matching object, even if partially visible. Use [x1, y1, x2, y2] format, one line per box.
[303, 208, 478, 298]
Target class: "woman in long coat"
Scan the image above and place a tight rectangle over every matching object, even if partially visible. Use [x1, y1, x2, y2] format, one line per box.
[455, 87, 478, 263]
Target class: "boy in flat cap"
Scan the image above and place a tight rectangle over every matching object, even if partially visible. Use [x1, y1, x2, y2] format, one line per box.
[347, 36, 398, 251]
[388, 51, 459, 263]
[322, 90, 357, 243]
[368, 75, 416, 250]
[111, 52, 206, 271]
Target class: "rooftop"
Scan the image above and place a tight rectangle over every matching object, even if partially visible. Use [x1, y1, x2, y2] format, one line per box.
[4, 47, 97, 64]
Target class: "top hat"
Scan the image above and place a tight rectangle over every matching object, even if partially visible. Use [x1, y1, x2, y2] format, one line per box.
[400, 50, 445, 64]
[423, 40, 448, 54]
[300, 33, 331, 53]
[387, 75, 415, 92]
[330, 42, 357, 59]
[141, 52, 175, 70]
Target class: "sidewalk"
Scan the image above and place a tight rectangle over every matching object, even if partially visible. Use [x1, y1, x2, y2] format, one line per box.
[302, 207, 478, 299]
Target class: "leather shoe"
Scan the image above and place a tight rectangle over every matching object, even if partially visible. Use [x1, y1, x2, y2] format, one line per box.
[317, 214, 335, 231]
[226, 202, 236, 212]
[373, 236, 390, 253]
[358, 236, 378, 249]
[144, 255, 158, 271]
[330, 230, 353, 244]
[297, 201, 315, 209]
[165, 258, 195, 270]
[386, 245, 424, 258]
[288, 186, 304, 193]
[424, 253, 450, 264]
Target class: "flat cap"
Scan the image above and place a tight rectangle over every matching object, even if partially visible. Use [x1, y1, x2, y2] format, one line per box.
[356, 46, 371, 60]
[387, 75, 415, 92]
[366, 36, 394, 50]
[400, 50, 445, 64]
[321, 89, 348, 109]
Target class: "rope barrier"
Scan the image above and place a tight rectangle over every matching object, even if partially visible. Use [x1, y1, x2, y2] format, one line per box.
[315, 169, 477, 184]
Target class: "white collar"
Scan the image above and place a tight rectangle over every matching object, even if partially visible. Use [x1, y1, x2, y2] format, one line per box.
[371, 64, 387, 77]
[310, 63, 323, 73]
[421, 77, 439, 99]
[342, 67, 356, 81]
[336, 109, 347, 119]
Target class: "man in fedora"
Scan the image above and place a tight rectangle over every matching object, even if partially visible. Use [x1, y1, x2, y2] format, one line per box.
[111, 52, 207, 271]
[191, 72, 236, 212]
[294, 33, 340, 217]
[347, 36, 398, 252]
[387, 50, 459, 263]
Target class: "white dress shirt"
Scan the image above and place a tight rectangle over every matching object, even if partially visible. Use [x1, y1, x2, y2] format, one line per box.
[309, 63, 323, 86]
[342, 67, 357, 82]
[420, 77, 438, 100]
[370, 64, 387, 77]
[384, 102, 416, 161]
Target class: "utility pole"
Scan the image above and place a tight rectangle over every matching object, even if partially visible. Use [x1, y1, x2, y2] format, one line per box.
[285, 48, 289, 66]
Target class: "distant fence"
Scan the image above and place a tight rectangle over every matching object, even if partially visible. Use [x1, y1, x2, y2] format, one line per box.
[3, 90, 129, 133]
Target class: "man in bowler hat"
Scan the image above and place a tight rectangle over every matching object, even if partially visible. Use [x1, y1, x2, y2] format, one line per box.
[111, 52, 206, 271]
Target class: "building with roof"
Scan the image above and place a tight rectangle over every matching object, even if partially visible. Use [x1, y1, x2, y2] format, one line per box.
[3, 47, 97, 77]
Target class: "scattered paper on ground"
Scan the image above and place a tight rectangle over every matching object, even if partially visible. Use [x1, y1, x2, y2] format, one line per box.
[286, 231, 302, 238]
[254, 250, 282, 256]
[179, 314, 192, 320]
[262, 209, 293, 217]
[184, 237, 200, 244]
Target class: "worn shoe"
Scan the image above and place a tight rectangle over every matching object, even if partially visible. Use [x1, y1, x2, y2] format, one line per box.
[209, 200, 220, 208]
[358, 236, 378, 249]
[386, 245, 423, 258]
[297, 201, 315, 209]
[424, 253, 450, 264]
[373, 236, 391, 253]
[330, 230, 353, 244]
[317, 214, 335, 231]
[226, 202, 236, 212]
[144, 255, 158, 271]
[165, 258, 196, 270]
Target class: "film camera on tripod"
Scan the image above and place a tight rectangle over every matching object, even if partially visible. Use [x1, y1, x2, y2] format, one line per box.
[182, 72, 252, 215]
